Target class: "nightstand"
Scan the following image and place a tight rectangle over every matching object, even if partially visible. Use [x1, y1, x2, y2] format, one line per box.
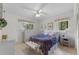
[60, 35, 70, 48]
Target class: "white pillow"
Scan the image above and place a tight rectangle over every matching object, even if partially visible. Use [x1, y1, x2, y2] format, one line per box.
[43, 32, 48, 35]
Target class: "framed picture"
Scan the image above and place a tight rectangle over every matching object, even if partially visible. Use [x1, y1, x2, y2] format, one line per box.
[2, 34, 7, 40]
[47, 22, 53, 30]
[26, 24, 33, 30]
[23, 22, 34, 30]
[59, 21, 68, 30]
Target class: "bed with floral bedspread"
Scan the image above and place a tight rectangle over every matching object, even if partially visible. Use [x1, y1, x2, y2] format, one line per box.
[29, 33, 59, 55]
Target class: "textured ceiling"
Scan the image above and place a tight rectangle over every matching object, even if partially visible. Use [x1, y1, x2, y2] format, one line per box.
[3, 3, 74, 20]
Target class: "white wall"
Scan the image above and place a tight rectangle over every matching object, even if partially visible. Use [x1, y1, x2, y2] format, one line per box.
[18, 19, 41, 43]
[24, 21, 41, 41]
[2, 4, 41, 43]
[2, 12, 18, 41]
[2, 4, 77, 48]
[40, 9, 77, 48]
[40, 10, 74, 32]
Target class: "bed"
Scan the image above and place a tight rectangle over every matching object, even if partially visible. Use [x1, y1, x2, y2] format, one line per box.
[29, 33, 60, 55]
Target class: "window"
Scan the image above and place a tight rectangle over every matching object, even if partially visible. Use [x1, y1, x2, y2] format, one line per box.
[59, 21, 68, 30]
[23, 22, 34, 30]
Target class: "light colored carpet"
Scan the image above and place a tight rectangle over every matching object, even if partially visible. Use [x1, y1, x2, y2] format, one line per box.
[15, 43, 41, 55]
[0, 40, 15, 55]
[15, 43, 76, 55]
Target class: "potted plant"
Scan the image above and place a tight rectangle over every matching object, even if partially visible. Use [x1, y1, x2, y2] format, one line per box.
[0, 18, 7, 40]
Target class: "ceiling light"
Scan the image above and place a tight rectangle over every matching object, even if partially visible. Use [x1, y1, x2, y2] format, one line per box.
[35, 14, 40, 17]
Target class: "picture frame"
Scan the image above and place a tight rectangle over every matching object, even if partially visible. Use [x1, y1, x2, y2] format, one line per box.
[59, 21, 68, 30]
[47, 22, 53, 30]
[26, 24, 33, 30]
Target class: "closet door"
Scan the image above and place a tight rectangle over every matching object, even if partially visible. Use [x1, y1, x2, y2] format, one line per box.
[18, 22, 25, 43]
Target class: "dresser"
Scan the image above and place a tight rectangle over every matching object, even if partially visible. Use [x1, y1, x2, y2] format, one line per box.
[60, 35, 70, 48]
[60, 34, 75, 49]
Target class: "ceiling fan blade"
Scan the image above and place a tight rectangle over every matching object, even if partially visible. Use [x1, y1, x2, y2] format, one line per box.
[41, 12, 48, 15]
[20, 5, 36, 12]
[38, 3, 48, 10]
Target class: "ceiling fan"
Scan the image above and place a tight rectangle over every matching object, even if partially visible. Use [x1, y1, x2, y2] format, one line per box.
[20, 3, 48, 17]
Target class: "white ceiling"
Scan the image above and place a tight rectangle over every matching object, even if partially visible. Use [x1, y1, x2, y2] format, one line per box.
[3, 3, 74, 20]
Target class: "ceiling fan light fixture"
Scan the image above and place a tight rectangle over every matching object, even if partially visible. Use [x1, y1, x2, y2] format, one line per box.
[35, 14, 40, 17]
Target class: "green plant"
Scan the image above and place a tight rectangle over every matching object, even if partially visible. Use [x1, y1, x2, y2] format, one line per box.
[0, 18, 7, 29]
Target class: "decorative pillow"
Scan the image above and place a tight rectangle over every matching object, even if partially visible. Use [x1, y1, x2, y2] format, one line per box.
[48, 31, 55, 36]
[43, 32, 48, 35]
